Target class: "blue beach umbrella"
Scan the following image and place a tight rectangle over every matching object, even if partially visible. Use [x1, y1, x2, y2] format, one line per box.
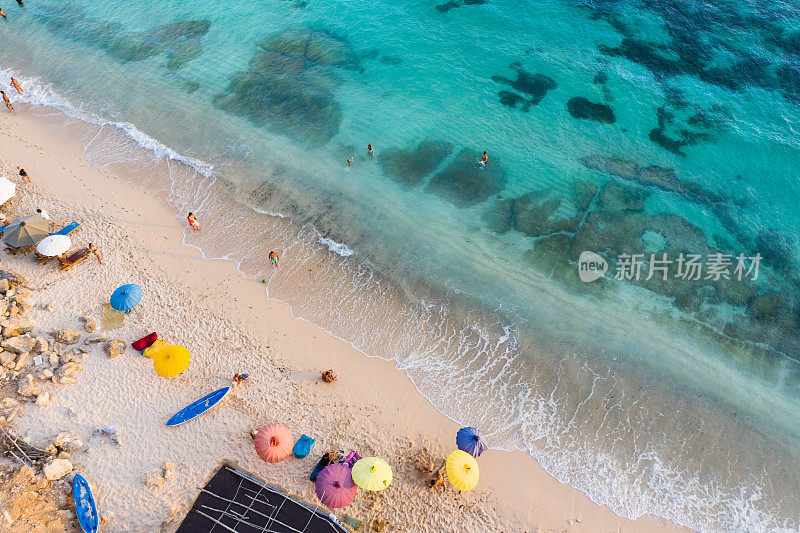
[456, 427, 487, 458]
[110, 284, 142, 312]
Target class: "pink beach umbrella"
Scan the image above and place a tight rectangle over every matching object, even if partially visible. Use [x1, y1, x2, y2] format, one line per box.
[254, 423, 293, 463]
[315, 464, 357, 509]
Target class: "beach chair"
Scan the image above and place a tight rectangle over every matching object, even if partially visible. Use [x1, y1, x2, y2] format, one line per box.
[58, 248, 90, 271]
[50, 221, 80, 237]
[5, 244, 31, 255]
[0, 224, 7, 235]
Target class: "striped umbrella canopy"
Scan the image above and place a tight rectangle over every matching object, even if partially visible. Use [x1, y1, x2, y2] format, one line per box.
[351, 457, 392, 491]
[315, 464, 357, 508]
[110, 283, 142, 312]
[0, 176, 16, 205]
[446, 450, 479, 491]
[2, 214, 49, 248]
[152, 345, 190, 377]
[456, 427, 487, 458]
[36, 235, 71, 257]
[254, 423, 293, 463]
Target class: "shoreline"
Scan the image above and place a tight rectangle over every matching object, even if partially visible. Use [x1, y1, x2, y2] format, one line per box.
[0, 104, 685, 532]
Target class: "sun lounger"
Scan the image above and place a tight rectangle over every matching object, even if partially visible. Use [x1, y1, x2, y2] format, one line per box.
[5, 244, 31, 255]
[58, 248, 90, 271]
[50, 221, 80, 237]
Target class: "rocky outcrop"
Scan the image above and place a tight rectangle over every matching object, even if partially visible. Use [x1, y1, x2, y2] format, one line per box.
[43, 459, 73, 481]
[53, 330, 81, 345]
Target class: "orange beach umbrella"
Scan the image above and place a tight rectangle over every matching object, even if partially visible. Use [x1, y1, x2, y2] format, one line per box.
[254, 423, 293, 463]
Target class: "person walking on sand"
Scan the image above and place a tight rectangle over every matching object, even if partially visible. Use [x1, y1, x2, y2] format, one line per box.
[1, 91, 12, 112]
[36, 208, 55, 229]
[480, 151, 488, 166]
[88, 243, 103, 265]
[269, 250, 279, 268]
[187, 212, 201, 231]
[365, 144, 374, 157]
[10, 78, 22, 94]
[17, 166, 30, 183]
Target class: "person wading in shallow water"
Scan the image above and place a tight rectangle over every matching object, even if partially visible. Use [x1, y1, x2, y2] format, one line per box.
[480, 151, 488, 166]
[187, 212, 200, 231]
[365, 144, 374, 157]
[269, 250, 279, 268]
[10, 78, 22, 94]
[1, 91, 12, 112]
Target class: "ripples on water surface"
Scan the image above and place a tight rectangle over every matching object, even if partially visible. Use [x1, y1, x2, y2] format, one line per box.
[1, 0, 800, 530]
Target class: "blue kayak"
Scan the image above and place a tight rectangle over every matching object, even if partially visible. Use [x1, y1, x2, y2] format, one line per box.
[72, 473, 98, 533]
[166, 374, 247, 427]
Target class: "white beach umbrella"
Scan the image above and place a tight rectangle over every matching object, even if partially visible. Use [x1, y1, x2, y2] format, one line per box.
[36, 235, 71, 257]
[0, 176, 16, 205]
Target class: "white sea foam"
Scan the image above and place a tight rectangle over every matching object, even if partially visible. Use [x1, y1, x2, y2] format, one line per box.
[5, 66, 796, 533]
[318, 236, 355, 257]
[0, 68, 213, 178]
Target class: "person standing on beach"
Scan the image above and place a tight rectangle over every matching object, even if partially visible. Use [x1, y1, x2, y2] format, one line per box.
[17, 166, 30, 183]
[365, 144, 374, 157]
[36, 208, 55, 229]
[187, 212, 201, 231]
[10, 78, 22, 94]
[1, 91, 13, 112]
[269, 251, 279, 268]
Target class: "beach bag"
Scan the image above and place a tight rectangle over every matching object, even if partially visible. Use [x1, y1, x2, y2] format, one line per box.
[132, 332, 158, 352]
[293, 434, 315, 459]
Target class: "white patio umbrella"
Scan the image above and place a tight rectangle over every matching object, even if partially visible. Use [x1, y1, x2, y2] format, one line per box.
[0, 176, 16, 205]
[36, 235, 71, 257]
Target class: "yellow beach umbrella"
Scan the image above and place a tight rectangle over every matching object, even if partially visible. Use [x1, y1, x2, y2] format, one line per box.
[152, 345, 190, 377]
[351, 457, 392, 491]
[446, 450, 479, 491]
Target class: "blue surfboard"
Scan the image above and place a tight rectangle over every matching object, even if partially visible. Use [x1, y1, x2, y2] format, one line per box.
[166, 374, 247, 427]
[72, 473, 98, 533]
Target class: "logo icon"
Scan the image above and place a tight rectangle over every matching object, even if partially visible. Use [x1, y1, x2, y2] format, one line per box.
[578, 251, 607, 282]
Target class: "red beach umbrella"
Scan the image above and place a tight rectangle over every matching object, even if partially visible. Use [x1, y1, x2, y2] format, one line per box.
[314, 464, 357, 509]
[254, 423, 292, 463]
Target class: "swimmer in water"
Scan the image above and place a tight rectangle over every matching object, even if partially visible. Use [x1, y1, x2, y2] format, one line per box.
[480, 151, 488, 166]
[15, 0, 23, 6]
[1, 91, 12, 112]
[10, 78, 22, 94]
[0, 9, 6, 20]
[269, 250, 279, 268]
[347, 158, 352, 167]
[365, 144, 374, 156]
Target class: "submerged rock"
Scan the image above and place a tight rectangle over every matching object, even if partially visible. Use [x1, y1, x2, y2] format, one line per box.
[379, 140, 453, 187]
[426, 150, 506, 206]
[481, 198, 515, 234]
[513, 189, 581, 237]
[567, 97, 616, 123]
[596, 182, 648, 212]
[216, 27, 355, 145]
[579, 155, 724, 205]
[492, 63, 557, 111]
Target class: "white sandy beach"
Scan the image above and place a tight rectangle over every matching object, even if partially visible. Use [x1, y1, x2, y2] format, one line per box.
[0, 104, 686, 532]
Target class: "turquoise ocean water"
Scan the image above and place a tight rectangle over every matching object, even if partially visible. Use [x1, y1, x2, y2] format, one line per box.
[1, 0, 800, 530]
